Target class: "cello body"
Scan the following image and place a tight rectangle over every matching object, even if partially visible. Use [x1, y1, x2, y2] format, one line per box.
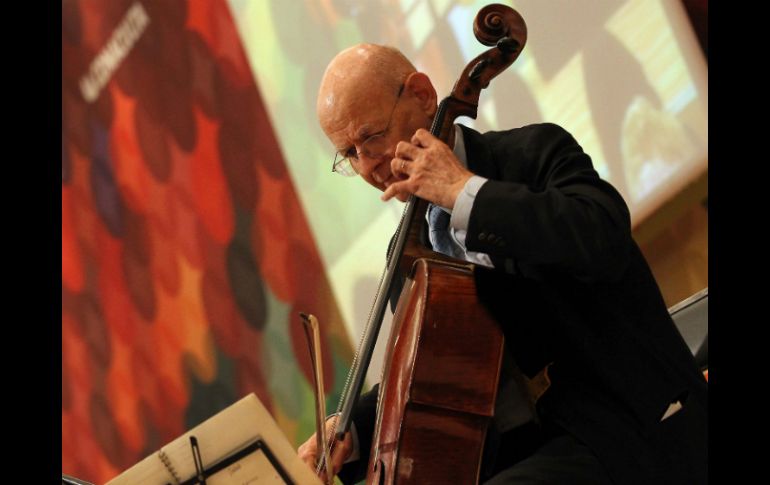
[367, 258, 505, 484]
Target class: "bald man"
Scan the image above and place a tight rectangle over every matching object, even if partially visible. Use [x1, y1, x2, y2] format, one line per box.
[299, 44, 707, 484]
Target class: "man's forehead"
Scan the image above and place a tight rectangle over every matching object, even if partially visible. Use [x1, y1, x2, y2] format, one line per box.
[326, 105, 380, 148]
[322, 81, 388, 123]
[318, 66, 396, 144]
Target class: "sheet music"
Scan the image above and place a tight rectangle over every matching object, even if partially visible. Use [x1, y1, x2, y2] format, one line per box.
[106, 393, 321, 485]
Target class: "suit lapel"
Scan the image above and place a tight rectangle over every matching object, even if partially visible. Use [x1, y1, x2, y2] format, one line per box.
[458, 124, 498, 180]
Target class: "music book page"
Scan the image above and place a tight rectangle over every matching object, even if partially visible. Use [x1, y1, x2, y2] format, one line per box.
[106, 393, 322, 485]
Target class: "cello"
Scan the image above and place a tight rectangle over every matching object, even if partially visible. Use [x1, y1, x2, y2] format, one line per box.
[317, 4, 528, 484]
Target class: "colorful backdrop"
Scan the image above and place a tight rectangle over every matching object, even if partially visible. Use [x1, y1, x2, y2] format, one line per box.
[62, 1, 353, 482]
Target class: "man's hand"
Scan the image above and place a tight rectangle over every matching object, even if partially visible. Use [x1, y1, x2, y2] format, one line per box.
[381, 128, 473, 208]
[297, 417, 354, 479]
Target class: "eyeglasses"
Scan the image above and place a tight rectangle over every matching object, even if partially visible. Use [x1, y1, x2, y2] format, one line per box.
[332, 84, 405, 177]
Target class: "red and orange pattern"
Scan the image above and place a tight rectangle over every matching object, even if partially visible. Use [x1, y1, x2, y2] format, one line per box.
[62, 1, 353, 482]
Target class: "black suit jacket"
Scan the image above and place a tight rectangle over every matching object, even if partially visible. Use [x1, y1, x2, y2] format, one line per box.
[341, 123, 707, 484]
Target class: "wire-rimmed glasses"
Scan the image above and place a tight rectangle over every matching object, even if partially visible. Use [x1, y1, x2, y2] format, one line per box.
[331, 84, 405, 176]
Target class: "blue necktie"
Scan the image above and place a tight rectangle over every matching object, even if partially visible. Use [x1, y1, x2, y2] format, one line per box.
[428, 204, 464, 260]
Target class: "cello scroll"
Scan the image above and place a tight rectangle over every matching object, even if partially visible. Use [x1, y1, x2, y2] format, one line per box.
[433, 4, 527, 141]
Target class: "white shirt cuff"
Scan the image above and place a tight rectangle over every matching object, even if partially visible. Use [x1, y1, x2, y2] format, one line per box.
[450, 175, 488, 232]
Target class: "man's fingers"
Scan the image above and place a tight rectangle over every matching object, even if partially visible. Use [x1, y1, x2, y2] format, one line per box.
[411, 128, 437, 147]
[302, 455, 316, 470]
[298, 441, 313, 458]
[331, 447, 346, 473]
[391, 157, 411, 177]
[395, 140, 420, 160]
[297, 418, 356, 479]
[381, 180, 410, 202]
[330, 432, 352, 473]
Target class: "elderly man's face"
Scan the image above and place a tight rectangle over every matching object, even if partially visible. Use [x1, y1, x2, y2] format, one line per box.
[321, 82, 432, 192]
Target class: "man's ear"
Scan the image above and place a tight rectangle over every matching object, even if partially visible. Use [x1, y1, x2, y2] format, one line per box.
[404, 72, 437, 116]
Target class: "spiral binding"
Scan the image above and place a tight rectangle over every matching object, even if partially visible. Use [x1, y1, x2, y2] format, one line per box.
[157, 450, 182, 485]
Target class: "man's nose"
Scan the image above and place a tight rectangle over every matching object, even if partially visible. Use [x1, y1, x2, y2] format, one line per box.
[357, 150, 389, 175]
[363, 156, 394, 185]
